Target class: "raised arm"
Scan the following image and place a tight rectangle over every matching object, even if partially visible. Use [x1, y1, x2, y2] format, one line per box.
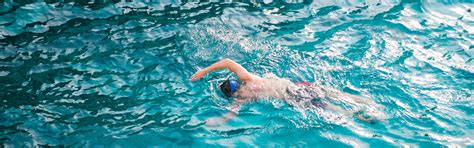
[191, 58, 254, 82]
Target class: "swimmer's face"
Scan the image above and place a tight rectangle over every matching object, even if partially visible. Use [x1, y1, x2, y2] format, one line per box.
[219, 80, 240, 98]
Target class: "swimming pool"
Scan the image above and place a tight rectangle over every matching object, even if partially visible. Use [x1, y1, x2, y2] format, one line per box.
[1, 0, 473, 147]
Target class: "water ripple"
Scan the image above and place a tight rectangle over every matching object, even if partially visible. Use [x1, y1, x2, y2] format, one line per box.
[1, 0, 473, 147]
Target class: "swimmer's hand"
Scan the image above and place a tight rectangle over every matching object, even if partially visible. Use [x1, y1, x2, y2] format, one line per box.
[191, 69, 206, 81]
[205, 117, 226, 127]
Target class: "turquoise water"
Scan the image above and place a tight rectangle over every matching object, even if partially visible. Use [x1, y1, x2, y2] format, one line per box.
[1, 0, 473, 147]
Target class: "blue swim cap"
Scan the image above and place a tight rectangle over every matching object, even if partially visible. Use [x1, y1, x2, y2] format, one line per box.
[219, 79, 240, 98]
[229, 80, 239, 94]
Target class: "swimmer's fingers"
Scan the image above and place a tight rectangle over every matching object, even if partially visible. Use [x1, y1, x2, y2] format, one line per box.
[190, 69, 205, 81]
[190, 74, 200, 81]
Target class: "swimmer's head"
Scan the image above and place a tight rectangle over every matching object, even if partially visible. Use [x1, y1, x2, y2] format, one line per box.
[220, 79, 240, 98]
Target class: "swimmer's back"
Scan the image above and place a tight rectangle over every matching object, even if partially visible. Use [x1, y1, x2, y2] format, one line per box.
[236, 74, 294, 100]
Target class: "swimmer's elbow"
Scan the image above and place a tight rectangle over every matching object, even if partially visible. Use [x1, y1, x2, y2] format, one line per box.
[222, 58, 233, 62]
[220, 58, 237, 68]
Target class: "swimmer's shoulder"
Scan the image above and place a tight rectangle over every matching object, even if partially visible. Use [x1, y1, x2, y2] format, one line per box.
[243, 73, 262, 83]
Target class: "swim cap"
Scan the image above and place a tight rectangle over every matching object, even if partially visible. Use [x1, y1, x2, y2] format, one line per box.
[229, 80, 239, 93]
[219, 79, 240, 98]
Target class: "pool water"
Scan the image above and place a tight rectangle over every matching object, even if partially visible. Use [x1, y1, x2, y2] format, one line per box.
[1, 0, 473, 147]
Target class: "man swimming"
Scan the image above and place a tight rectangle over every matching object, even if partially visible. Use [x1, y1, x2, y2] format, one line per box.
[191, 58, 381, 126]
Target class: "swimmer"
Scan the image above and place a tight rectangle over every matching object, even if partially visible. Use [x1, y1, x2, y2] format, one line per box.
[191, 58, 382, 126]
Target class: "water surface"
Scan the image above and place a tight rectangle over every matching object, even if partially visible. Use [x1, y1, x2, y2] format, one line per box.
[0, 0, 473, 147]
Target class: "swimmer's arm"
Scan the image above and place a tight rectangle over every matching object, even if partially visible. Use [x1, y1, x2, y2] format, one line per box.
[205, 99, 243, 126]
[221, 111, 237, 122]
[221, 99, 243, 120]
[191, 58, 255, 82]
